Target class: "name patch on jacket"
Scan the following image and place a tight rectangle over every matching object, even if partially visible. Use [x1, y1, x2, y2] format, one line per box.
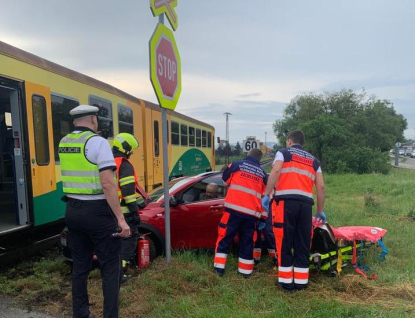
[292, 154, 313, 166]
[239, 162, 266, 179]
[59, 147, 81, 154]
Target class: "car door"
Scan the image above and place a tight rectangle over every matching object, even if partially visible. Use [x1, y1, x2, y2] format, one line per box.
[170, 174, 225, 249]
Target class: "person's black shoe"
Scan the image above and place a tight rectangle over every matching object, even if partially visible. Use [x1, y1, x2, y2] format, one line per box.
[275, 281, 295, 294]
[214, 269, 224, 277]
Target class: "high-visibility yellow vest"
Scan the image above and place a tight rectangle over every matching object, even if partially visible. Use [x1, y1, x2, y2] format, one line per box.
[59, 131, 103, 195]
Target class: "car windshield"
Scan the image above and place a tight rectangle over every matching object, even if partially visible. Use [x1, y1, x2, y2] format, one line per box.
[137, 177, 195, 204]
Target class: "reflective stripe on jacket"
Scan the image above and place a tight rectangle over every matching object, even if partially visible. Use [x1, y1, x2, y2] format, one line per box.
[275, 146, 319, 204]
[115, 157, 138, 214]
[223, 157, 267, 220]
[59, 131, 103, 195]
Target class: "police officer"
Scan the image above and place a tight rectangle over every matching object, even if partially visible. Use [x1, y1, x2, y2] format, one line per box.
[263, 130, 326, 292]
[214, 148, 268, 277]
[59, 105, 130, 318]
[112, 133, 141, 282]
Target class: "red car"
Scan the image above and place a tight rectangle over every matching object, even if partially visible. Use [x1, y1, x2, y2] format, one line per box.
[137, 172, 226, 259]
[60, 172, 227, 261]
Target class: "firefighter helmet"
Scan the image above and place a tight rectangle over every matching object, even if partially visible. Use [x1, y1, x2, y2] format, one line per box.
[113, 133, 139, 156]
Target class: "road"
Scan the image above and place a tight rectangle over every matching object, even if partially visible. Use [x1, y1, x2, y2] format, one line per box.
[391, 155, 415, 169]
[0, 296, 62, 318]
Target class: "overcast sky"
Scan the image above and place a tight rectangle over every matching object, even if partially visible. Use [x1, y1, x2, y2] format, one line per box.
[1, 0, 414, 144]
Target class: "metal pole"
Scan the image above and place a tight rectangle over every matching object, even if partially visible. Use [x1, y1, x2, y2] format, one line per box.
[265, 131, 267, 155]
[224, 112, 231, 163]
[394, 146, 399, 167]
[159, 13, 171, 262]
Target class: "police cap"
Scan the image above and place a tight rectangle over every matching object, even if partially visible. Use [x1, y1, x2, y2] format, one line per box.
[70, 105, 99, 119]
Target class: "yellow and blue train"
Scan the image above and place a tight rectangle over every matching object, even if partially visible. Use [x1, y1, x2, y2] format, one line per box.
[0, 41, 215, 263]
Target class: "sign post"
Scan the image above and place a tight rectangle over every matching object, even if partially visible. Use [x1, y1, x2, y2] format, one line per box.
[395, 141, 401, 167]
[242, 136, 260, 153]
[149, 1, 181, 263]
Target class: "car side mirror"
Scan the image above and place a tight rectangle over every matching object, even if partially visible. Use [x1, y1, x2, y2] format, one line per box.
[169, 195, 178, 207]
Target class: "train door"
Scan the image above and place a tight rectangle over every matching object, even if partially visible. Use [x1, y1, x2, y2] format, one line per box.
[24, 82, 57, 226]
[0, 79, 29, 233]
[152, 110, 163, 187]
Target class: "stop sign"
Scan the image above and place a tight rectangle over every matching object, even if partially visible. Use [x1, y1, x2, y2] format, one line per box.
[150, 23, 181, 110]
[156, 37, 178, 98]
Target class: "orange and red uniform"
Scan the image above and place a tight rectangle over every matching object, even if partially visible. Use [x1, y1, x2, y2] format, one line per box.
[214, 156, 268, 276]
[272, 145, 320, 290]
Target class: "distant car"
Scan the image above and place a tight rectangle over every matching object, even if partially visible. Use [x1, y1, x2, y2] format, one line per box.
[61, 172, 228, 261]
[399, 149, 405, 156]
[411, 150, 415, 158]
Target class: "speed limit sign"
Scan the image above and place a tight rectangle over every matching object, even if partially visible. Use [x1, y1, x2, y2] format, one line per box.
[242, 137, 259, 153]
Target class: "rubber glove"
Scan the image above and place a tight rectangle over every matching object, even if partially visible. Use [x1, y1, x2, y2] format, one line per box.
[261, 196, 270, 212]
[257, 221, 266, 231]
[315, 211, 327, 224]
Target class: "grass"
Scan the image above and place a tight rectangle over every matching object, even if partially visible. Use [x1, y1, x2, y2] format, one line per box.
[1, 169, 415, 317]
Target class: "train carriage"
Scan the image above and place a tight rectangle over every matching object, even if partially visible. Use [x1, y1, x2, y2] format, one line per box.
[0, 41, 214, 263]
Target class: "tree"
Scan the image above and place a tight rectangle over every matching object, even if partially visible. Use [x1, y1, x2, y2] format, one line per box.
[233, 141, 242, 156]
[273, 89, 407, 174]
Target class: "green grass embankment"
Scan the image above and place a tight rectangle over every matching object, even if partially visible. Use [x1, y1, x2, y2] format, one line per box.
[0, 169, 414, 317]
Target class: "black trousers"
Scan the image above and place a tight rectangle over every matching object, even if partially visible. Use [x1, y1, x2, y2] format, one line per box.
[273, 199, 312, 290]
[120, 213, 139, 263]
[66, 199, 121, 318]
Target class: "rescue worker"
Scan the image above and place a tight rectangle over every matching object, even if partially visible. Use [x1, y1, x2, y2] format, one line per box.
[214, 148, 268, 277]
[112, 133, 141, 282]
[263, 130, 326, 292]
[253, 209, 277, 266]
[59, 105, 130, 318]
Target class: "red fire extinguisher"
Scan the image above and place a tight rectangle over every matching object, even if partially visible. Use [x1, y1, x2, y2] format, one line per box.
[137, 235, 150, 268]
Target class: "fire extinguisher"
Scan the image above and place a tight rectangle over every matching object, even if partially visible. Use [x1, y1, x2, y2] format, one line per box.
[137, 234, 150, 268]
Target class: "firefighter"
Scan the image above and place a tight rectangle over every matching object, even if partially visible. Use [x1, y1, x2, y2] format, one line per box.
[263, 130, 326, 292]
[112, 133, 141, 282]
[59, 105, 130, 318]
[214, 148, 268, 277]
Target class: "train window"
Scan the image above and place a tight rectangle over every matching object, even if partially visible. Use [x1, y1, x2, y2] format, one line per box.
[208, 131, 212, 148]
[154, 120, 159, 157]
[89, 95, 113, 138]
[171, 121, 179, 145]
[196, 129, 201, 147]
[202, 130, 207, 147]
[118, 104, 133, 134]
[51, 94, 79, 162]
[180, 124, 188, 146]
[32, 95, 50, 165]
[189, 126, 195, 146]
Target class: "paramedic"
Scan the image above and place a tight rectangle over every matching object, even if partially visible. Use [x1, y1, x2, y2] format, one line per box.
[112, 133, 141, 282]
[59, 105, 130, 318]
[214, 148, 268, 277]
[263, 130, 325, 292]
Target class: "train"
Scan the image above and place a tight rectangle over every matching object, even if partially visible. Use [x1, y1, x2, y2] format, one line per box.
[0, 41, 215, 264]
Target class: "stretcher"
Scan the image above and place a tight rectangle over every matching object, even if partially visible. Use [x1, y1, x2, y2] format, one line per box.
[309, 220, 388, 279]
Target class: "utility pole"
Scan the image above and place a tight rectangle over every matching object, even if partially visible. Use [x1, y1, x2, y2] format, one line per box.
[224, 112, 232, 164]
[265, 131, 267, 155]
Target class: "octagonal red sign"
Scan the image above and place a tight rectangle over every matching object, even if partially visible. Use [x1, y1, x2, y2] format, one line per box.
[150, 23, 181, 110]
[156, 37, 178, 99]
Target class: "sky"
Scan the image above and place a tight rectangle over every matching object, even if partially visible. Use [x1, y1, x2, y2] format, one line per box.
[1, 0, 414, 145]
